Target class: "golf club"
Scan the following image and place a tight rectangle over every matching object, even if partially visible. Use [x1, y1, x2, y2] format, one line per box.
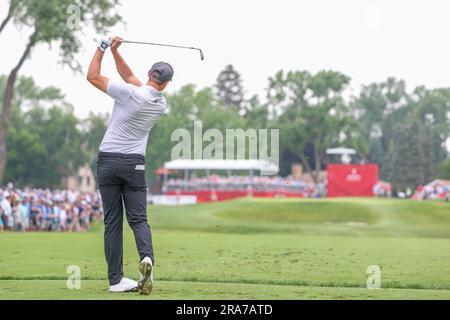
[122, 40, 205, 61]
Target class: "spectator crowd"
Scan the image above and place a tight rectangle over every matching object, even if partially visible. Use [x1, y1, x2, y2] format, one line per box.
[0, 184, 103, 232]
[373, 181, 392, 197]
[414, 180, 450, 200]
[2, 177, 447, 233]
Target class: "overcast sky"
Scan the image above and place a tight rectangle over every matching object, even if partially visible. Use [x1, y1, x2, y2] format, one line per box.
[1, 0, 450, 118]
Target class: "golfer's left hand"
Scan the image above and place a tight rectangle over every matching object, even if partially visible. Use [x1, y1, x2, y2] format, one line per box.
[110, 36, 123, 51]
[99, 38, 111, 52]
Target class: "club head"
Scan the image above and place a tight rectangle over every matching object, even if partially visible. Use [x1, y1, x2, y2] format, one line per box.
[199, 49, 205, 61]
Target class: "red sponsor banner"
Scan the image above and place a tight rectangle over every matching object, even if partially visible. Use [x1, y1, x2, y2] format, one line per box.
[165, 190, 305, 203]
[327, 164, 379, 197]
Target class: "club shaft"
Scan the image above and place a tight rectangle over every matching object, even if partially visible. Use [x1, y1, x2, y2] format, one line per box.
[122, 40, 201, 51]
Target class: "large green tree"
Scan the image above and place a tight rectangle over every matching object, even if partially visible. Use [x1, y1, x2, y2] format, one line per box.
[269, 70, 364, 182]
[352, 78, 407, 167]
[0, 0, 122, 183]
[388, 116, 425, 190]
[214, 64, 246, 113]
[2, 76, 86, 187]
[437, 158, 450, 180]
[354, 78, 450, 188]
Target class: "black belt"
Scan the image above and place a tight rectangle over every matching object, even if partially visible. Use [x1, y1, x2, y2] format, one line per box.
[98, 151, 145, 161]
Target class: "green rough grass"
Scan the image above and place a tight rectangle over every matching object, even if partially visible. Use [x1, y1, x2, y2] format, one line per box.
[1, 198, 450, 299]
[150, 198, 450, 237]
[3, 280, 450, 300]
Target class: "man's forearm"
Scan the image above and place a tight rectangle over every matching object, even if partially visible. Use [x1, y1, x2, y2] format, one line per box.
[87, 48, 105, 80]
[111, 49, 142, 86]
[112, 50, 134, 81]
[86, 48, 109, 92]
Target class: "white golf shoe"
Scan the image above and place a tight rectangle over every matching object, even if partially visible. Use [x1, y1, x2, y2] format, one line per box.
[109, 277, 138, 293]
[138, 257, 154, 295]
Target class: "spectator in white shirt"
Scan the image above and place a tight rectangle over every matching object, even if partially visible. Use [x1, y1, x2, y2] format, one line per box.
[1, 191, 12, 230]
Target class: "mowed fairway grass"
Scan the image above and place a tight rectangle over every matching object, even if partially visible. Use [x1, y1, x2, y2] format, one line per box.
[2, 197, 450, 299]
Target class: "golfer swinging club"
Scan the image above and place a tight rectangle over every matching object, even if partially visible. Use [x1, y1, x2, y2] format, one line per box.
[87, 36, 173, 294]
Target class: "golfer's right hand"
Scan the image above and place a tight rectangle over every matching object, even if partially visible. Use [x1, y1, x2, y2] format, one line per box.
[110, 36, 123, 51]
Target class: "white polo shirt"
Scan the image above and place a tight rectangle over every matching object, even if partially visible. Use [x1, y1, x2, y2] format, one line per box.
[99, 80, 166, 156]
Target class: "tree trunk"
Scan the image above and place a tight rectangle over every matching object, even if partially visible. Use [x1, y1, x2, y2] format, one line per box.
[299, 153, 318, 184]
[313, 139, 321, 183]
[0, 34, 34, 183]
[0, 0, 16, 34]
[300, 140, 322, 184]
[0, 13, 12, 34]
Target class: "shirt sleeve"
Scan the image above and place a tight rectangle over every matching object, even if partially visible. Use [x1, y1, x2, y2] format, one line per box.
[106, 80, 134, 103]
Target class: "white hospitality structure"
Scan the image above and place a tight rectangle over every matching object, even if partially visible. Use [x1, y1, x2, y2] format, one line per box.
[164, 159, 279, 179]
[326, 147, 357, 164]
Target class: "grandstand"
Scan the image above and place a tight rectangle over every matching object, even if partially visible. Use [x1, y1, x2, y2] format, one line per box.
[160, 159, 324, 202]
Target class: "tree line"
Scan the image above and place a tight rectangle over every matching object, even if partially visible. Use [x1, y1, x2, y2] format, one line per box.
[1, 64, 450, 191]
[1, 1, 448, 192]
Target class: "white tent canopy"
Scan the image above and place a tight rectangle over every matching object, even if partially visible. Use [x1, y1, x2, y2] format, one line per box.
[326, 147, 357, 155]
[164, 159, 279, 174]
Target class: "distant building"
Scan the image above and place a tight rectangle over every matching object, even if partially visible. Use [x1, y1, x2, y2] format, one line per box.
[61, 163, 96, 193]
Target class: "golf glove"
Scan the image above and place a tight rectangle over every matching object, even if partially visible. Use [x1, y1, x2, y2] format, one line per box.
[99, 38, 111, 52]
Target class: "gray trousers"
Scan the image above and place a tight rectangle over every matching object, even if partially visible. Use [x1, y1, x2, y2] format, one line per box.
[97, 151, 154, 285]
